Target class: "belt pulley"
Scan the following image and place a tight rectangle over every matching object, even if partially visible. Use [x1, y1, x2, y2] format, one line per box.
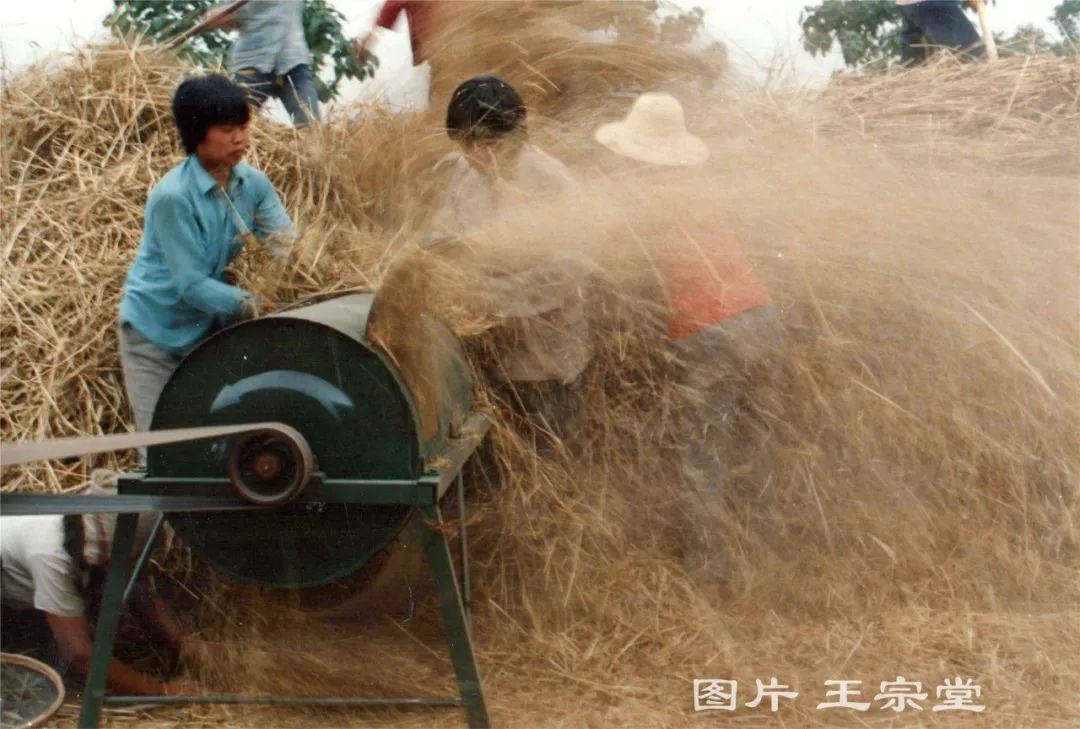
[1, 422, 315, 507]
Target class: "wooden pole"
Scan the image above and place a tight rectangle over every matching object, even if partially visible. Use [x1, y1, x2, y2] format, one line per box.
[970, 0, 999, 60]
[164, 0, 250, 50]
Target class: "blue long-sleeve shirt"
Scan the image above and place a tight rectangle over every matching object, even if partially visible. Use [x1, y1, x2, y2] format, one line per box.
[119, 157, 292, 354]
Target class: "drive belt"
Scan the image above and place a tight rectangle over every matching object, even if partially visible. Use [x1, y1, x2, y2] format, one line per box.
[0, 422, 302, 468]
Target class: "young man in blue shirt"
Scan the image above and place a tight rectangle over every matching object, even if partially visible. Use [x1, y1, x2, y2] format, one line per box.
[118, 75, 293, 443]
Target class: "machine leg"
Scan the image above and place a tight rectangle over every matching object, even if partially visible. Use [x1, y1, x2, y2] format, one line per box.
[456, 472, 472, 629]
[122, 512, 163, 605]
[78, 513, 139, 729]
[421, 504, 490, 729]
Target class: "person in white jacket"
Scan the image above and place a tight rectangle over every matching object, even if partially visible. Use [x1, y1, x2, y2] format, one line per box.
[428, 76, 593, 445]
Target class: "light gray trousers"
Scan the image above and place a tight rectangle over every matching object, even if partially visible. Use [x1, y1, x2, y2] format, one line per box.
[117, 322, 183, 465]
[673, 304, 783, 559]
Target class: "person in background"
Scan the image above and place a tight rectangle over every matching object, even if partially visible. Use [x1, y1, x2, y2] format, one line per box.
[199, 0, 320, 126]
[593, 93, 783, 565]
[428, 75, 592, 444]
[898, 0, 986, 65]
[353, 0, 449, 69]
[118, 75, 293, 446]
[0, 481, 197, 696]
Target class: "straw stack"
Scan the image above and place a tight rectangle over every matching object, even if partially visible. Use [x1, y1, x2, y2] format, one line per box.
[2, 8, 1079, 727]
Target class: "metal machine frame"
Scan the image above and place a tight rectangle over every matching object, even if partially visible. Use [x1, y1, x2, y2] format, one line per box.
[0, 413, 491, 729]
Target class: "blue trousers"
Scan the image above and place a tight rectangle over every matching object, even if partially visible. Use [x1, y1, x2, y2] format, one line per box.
[233, 64, 320, 127]
[900, 1, 985, 65]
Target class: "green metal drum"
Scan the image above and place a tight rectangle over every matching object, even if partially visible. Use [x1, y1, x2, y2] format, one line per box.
[134, 293, 474, 588]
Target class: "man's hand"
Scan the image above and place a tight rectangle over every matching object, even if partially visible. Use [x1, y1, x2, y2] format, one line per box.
[45, 612, 189, 697]
[355, 46, 377, 66]
[352, 35, 376, 64]
[235, 296, 260, 322]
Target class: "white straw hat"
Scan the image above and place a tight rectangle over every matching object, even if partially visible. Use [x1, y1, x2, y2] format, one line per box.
[594, 93, 709, 167]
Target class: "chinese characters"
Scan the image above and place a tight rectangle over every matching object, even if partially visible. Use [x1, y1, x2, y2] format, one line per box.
[693, 677, 986, 713]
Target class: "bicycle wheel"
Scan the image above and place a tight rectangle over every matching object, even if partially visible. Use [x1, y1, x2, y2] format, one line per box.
[0, 653, 65, 729]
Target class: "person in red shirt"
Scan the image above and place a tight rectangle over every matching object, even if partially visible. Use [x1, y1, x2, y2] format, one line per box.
[354, 0, 448, 67]
[594, 93, 783, 570]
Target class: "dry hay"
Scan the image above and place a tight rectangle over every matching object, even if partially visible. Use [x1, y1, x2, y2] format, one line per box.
[815, 53, 1080, 172]
[425, 1, 724, 116]
[2, 8, 1080, 729]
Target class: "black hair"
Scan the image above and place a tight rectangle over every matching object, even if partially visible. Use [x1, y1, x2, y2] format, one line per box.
[172, 74, 251, 155]
[445, 76, 527, 143]
[62, 514, 89, 584]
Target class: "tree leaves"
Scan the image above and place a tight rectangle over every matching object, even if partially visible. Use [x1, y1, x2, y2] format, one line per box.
[1051, 0, 1080, 44]
[799, 0, 900, 68]
[105, 0, 377, 102]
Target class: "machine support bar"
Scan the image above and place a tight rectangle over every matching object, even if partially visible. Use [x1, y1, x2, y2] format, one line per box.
[104, 695, 462, 706]
[456, 472, 472, 628]
[122, 512, 164, 606]
[79, 512, 139, 729]
[429, 414, 492, 500]
[0, 493, 257, 516]
[422, 504, 489, 729]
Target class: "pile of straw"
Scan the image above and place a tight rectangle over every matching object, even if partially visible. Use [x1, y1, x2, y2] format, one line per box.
[816, 53, 1080, 171]
[426, 1, 723, 117]
[0, 46, 446, 494]
[2, 5, 1079, 727]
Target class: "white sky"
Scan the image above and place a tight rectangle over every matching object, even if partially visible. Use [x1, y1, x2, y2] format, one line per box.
[0, 0, 1066, 108]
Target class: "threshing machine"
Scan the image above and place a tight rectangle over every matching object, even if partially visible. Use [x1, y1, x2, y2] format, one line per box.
[1, 292, 492, 727]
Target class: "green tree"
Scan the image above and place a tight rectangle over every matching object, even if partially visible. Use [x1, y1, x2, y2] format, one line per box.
[997, 24, 1057, 55]
[105, 0, 376, 102]
[1051, 0, 1080, 43]
[660, 6, 706, 45]
[800, 0, 901, 68]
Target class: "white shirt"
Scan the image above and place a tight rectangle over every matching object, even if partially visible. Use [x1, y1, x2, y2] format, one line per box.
[1, 515, 85, 618]
[431, 144, 576, 234]
[428, 145, 593, 383]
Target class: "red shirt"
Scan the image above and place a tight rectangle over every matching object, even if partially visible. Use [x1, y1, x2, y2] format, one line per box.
[660, 223, 772, 341]
[375, 0, 444, 63]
